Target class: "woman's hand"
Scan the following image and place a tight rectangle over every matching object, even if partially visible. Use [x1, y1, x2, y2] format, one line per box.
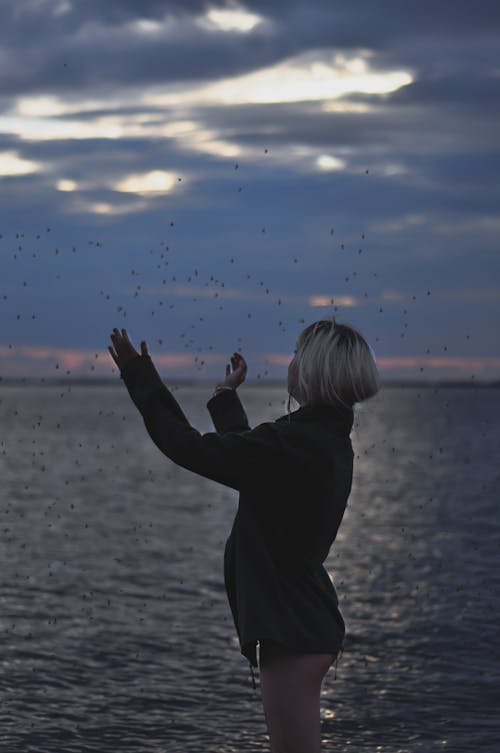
[108, 328, 149, 371]
[221, 352, 247, 389]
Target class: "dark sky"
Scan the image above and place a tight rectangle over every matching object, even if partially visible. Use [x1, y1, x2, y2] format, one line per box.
[1, 0, 499, 380]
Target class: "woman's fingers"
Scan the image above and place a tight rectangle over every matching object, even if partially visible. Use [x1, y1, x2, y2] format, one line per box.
[108, 345, 119, 366]
[121, 328, 133, 345]
[120, 328, 136, 351]
[109, 329, 149, 370]
[110, 328, 138, 353]
[229, 352, 247, 376]
[111, 328, 122, 345]
[109, 330, 126, 365]
[110, 327, 141, 368]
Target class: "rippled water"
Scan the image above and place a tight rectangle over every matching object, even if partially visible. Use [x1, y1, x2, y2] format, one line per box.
[1, 383, 499, 752]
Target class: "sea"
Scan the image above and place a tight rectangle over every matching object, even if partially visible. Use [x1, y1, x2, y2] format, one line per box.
[0, 382, 499, 753]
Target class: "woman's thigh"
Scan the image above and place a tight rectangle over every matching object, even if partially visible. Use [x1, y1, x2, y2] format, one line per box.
[258, 640, 337, 753]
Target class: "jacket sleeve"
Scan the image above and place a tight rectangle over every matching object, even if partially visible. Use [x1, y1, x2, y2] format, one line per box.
[120, 355, 298, 492]
[206, 388, 251, 433]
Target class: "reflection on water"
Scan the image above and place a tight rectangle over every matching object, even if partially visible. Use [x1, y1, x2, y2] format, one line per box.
[1, 384, 499, 752]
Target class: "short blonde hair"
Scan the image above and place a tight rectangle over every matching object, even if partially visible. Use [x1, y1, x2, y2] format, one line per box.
[288, 315, 380, 411]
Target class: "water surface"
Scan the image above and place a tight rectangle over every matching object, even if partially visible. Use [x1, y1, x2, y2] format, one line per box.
[1, 384, 498, 752]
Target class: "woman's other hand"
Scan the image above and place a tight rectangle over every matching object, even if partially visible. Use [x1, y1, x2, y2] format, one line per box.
[222, 352, 247, 389]
[109, 328, 149, 371]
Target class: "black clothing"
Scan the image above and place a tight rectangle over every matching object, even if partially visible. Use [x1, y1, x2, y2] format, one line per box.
[120, 355, 354, 682]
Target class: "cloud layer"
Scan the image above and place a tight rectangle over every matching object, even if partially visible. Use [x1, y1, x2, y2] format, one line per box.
[1, 0, 499, 380]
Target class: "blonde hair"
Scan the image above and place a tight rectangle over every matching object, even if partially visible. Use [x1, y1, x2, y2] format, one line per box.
[287, 315, 380, 416]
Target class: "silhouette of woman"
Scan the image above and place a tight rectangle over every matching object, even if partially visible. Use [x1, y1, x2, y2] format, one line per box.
[109, 317, 380, 753]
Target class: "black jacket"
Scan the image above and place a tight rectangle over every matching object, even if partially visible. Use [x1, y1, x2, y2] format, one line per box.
[120, 355, 354, 676]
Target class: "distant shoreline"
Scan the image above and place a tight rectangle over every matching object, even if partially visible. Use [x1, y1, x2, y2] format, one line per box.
[0, 378, 499, 388]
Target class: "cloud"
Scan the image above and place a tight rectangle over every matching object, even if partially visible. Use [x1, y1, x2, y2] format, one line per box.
[0, 0, 499, 378]
[0, 149, 43, 175]
[2, 0, 496, 101]
[195, 5, 264, 32]
[113, 170, 179, 195]
[0, 343, 213, 377]
[2, 342, 499, 380]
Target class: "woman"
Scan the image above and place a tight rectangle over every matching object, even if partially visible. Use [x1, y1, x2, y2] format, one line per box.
[109, 317, 380, 753]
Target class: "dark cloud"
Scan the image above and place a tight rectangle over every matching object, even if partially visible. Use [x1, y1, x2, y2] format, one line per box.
[1, 0, 499, 374]
[5, 68, 499, 200]
[388, 73, 500, 111]
[1, 0, 498, 98]
[0, 132, 22, 149]
[5, 0, 497, 35]
[0, 24, 287, 96]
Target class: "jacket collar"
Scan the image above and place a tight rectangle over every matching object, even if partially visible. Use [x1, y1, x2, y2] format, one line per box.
[276, 401, 354, 433]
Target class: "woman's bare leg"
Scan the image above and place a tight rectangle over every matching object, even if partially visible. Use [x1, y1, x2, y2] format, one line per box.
[259, 639, 337, 753]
